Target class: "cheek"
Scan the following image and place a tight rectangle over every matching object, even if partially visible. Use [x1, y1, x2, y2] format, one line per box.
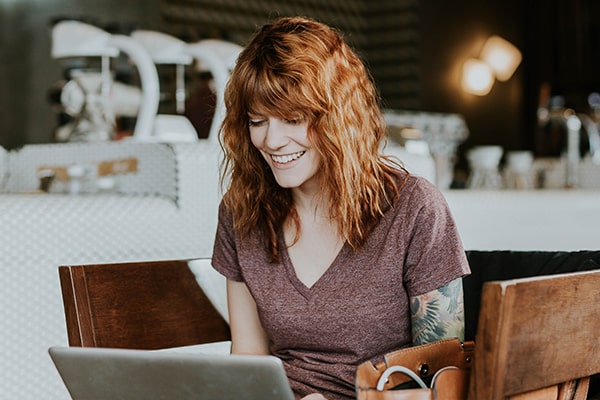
[311, 152, 323, 171]
[249, 129, 262, 149]
[249, 131, 271, 162]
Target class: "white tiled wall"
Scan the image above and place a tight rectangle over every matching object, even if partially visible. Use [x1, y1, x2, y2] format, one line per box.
[0, 141, 221, 400]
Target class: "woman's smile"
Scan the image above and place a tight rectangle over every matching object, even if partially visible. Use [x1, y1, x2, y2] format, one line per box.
[271, 151, 306, 165]
[248, 115, 321, 190]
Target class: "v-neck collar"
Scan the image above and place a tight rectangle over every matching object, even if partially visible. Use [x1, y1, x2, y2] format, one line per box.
[279, 236, 349, 298]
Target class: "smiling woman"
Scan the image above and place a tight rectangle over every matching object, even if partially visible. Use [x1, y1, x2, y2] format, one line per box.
[211, 16, 470, 400]
[247, 115, 318, 190]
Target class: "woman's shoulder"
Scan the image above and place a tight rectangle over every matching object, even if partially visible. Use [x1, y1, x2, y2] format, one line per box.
[392, 169, 442, 199]
[218, 197, 234, 221]
[383, 170, 451, 221]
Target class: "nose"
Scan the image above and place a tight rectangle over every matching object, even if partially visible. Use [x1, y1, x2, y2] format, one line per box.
[263, 118, 289, 150]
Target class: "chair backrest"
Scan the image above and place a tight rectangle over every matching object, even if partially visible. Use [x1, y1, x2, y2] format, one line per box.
[469, 269, 600, 399]
[58, 260, 230, 350]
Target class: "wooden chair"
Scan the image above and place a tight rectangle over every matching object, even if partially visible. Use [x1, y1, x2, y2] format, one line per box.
[58, 259, 230, 350]
[469, 269, 600, 400]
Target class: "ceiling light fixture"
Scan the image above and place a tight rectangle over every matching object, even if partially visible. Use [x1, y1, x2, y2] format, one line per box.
[462, 35, 521, 95]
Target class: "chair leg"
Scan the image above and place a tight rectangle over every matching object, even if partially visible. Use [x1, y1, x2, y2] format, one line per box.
[569, 377, 590, 400]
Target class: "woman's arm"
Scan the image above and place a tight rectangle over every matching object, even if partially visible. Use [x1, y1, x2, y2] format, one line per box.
[227, 279, 270, 355]
[409, 277, 465, 345]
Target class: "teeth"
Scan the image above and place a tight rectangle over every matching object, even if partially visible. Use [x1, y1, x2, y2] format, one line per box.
[271, 151, 305, 164]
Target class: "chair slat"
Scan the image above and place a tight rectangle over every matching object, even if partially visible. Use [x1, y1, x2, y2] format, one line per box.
[59, 260, 230, 350]
[469, 269, 600, 399]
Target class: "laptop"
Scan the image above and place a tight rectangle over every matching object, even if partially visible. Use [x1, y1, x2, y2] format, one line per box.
[48, 346, 295, 400]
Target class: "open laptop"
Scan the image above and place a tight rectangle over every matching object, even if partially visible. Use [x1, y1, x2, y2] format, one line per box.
[49, 346, 295, 400]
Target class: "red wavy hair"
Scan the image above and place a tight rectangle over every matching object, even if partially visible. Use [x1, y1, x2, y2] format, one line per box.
[219, 16, 404, 262]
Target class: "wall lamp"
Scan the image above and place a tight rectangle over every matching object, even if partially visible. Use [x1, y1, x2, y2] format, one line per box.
[462, 35, 522, 96]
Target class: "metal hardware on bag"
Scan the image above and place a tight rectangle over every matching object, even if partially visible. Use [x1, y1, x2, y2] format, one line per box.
[418, 363, 429, 376]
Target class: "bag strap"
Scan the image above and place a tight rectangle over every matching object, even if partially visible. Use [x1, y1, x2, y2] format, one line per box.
[376, 366, 428, 390]
[356, 338, 475, 392]
[358, 365, 470, 400]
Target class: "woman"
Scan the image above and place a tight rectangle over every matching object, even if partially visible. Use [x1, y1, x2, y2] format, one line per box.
[211, 16, 470, 400]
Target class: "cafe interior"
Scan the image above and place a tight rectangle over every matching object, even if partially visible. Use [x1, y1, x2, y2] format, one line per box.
[1, 0, 599, 399]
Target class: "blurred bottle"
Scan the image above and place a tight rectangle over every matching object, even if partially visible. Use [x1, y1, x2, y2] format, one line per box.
[467, 146, 504, 190]
[504, 151, 533, 189]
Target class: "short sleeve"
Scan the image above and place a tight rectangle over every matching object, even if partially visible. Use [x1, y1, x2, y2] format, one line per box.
[401, 178, 470, 296]
[211, 200, 244, 282]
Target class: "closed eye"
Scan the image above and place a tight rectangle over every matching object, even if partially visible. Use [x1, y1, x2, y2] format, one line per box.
[284, 117, 305, 125]
[248, 119, 266, 127]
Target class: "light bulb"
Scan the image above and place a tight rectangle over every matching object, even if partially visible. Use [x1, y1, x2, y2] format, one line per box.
[481, 35, 522, 81]
[462, 58, 494, 96]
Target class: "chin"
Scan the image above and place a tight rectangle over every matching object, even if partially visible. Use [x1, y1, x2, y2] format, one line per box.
[270, 167, 320, 190]
[273, 178, 302, 189]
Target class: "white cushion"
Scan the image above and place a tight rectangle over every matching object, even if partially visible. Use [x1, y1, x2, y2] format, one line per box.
[187, 258, 229, 323]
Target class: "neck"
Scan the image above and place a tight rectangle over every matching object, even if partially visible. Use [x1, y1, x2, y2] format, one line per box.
[285, 188, 342, 253]
[292, 187, 329, 221]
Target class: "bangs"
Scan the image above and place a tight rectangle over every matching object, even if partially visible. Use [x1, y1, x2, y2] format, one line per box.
[241, 64, 319, 119]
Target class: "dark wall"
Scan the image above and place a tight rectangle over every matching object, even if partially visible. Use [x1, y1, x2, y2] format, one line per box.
[523, 0, 600, 156]
[418, 0, 600, 166]
[417, 0, 525, 172]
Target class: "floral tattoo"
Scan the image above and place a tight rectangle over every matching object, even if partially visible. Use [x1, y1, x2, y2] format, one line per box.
[410, 278, 465, 345]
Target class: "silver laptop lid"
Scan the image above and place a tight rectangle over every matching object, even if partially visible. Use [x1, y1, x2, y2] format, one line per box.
[49, 346, 294, 400]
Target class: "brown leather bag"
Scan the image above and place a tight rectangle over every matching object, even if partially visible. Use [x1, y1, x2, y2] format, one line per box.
[355, 338, 475, 400]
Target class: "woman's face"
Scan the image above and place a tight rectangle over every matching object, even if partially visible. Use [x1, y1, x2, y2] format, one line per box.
[248, 113, 321, 194]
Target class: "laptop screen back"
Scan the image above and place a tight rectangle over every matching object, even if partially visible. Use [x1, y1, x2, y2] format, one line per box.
[49, 346, 294, 400]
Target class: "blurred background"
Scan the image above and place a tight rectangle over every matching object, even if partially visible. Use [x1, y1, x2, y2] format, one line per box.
[1, 0, 599, 177]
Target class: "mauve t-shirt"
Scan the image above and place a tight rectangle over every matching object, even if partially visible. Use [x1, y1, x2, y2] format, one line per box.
[212, 172, 470, 400]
